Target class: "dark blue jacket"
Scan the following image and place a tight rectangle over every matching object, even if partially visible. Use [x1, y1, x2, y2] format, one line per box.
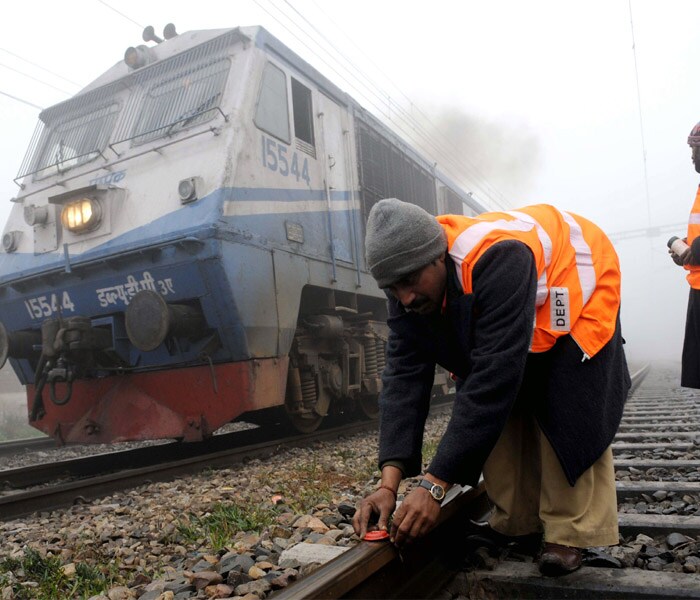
[378, 240, 630, 486]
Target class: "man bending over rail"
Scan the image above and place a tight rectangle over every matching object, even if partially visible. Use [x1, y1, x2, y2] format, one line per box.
[352, 198, 631, 576]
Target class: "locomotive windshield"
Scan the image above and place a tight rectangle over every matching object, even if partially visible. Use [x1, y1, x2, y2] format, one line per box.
[22, 103, 120, 181]
[130, 57, 230, 145]
[17, 29, 244, 183]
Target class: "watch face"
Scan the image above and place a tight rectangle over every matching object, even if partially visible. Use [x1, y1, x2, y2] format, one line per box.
[431, 484, 445, 501]
[419, 479, 445, 503]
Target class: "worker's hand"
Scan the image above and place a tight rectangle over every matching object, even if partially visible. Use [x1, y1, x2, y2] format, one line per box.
[352, 488, 395, 539]
[669, 247, 690, 266]
[389, 487, 441, 548]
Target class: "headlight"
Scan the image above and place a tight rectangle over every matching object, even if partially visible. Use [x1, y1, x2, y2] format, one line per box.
[61, 198, 102, 233]
[2, 231, 20, 253]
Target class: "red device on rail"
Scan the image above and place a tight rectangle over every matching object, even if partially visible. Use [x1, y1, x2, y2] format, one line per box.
[364, 530, 390, 541]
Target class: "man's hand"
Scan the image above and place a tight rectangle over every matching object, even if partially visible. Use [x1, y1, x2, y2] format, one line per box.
[388, 487, 441, 548]
[352, 488, 396, 539]
[669, 247, 690, 266]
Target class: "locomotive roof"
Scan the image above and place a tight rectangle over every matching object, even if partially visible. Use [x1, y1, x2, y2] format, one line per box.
[39, 25, 484, 212]
[79, 27, 248, 94]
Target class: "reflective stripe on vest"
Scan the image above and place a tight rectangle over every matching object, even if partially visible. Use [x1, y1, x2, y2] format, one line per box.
[561, 210, 596, 307]
[506, 210, 552, 306]
[439, 204, 621, 358]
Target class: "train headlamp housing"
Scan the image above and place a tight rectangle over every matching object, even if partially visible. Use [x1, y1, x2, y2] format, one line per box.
[49, 184, 121, 240]
[60, 197, 102, 233]
[2, 231, 20, 253]
[178, 177, 202, 204]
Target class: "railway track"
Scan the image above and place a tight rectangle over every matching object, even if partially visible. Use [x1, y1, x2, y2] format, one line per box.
[0, 417, 389, 521]
[0, 396, 456, 523]
[269, 364, 700, 599]
[0, 424, 268, 490]
[0, 435, 52, 458]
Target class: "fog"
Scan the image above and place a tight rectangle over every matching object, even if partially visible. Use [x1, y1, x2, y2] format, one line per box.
[412, 104, 690, 366]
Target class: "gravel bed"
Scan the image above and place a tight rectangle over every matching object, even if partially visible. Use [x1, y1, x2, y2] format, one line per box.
[618, 493, 700, 516]
[617, 467, 700, 483]
[616, 450, 699, 460]
[0, 412, 450, 600]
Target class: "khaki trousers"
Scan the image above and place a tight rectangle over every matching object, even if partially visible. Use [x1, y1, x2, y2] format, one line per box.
[482, 408, 619, 548]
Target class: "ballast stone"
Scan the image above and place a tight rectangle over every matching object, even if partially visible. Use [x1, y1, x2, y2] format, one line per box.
[279, 542, 350, 568]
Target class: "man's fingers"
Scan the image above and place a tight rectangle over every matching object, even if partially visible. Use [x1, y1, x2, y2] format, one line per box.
[391, 506, 418, 547]
[393, 515, 417, 547]
[389, 505, 405, 541]
[353, 502, 373, 538]
[377, 505, 392, 531]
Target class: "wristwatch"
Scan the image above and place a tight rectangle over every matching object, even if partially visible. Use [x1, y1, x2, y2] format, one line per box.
[418, 479, 446, 504]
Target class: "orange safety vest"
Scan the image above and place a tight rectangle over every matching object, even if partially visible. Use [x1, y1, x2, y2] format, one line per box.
[438, 204, 621, 359]
[686, 185, 700, 289]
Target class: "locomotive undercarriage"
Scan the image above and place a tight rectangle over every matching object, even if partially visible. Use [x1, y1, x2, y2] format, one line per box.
[284, 312, 388, 432]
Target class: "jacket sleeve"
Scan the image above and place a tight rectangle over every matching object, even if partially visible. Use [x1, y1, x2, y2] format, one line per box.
[377, 296, 437, 476]
[427, 240, 537, 485]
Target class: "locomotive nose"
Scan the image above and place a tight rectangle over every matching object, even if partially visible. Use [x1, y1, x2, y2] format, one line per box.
[125, 290, 206, 351]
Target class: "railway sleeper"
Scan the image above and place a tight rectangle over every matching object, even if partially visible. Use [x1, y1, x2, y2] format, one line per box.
[453, 562, 700, 599]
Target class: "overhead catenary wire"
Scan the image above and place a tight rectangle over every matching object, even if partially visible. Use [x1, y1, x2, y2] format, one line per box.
[0, 0, 144, 109]
[96, 0, 144, 30]
[0, 90, 43, 111]
[0, 62, 73, 96]
[0, 48, 82, 88]
[270, 0, 511, 210]
[302, 0, 513, 210]
[0, 0, 131, 110]
[256, 0, 511, 210]
[628, 0, 652, 228]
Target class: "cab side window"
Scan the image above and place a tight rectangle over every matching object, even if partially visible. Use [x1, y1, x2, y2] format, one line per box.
[255, 63, 291, 143]
[291, 78, 315, 156]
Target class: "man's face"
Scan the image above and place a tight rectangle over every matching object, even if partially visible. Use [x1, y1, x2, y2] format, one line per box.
[692, 145, 700, 174]
[387, 253, 447, 315]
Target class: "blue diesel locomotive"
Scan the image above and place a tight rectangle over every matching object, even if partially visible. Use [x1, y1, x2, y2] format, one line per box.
[0, 24, 485, 444]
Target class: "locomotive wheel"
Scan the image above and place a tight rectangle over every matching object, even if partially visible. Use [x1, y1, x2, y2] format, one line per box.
[359, 395, 380, 419]
[287, 412, 324, 433]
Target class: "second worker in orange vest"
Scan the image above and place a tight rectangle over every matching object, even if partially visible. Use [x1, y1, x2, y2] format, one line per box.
[670, 121, 700, 388]
[353, 198, 631, 577]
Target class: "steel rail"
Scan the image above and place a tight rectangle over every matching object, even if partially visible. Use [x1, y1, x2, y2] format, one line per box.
[0, 435, 53, 458]
[1, 426, 270, 489]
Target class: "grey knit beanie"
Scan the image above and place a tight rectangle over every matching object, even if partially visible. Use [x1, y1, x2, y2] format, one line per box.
[365, 198, 447, 288]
